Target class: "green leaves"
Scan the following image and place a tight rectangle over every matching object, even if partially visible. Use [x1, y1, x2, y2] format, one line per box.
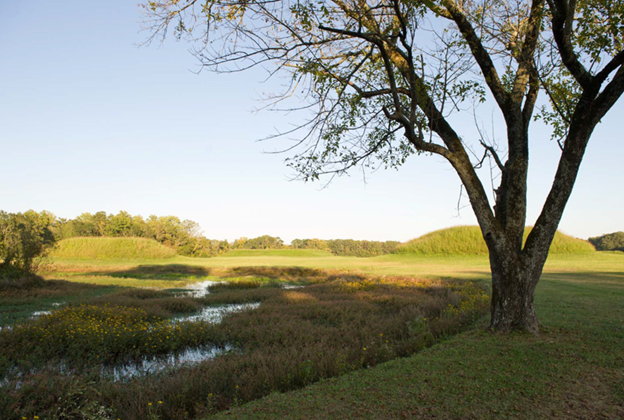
[0, 210, 56, 276]
[574, 0, 624, 64]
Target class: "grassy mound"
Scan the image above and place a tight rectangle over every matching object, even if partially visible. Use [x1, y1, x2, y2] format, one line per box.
[50, 237, 177, 260]
[398, 225, 595, 255]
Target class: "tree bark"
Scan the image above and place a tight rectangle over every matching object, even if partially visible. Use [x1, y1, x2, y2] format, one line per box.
[488, 248, 543, 333]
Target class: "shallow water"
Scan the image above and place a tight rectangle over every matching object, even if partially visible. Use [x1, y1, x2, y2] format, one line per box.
[29, 302, 64, 320]
[107, 345, 233, 382]
[175, 302, 261, 324]
[178, 280, 222, 297]
[2, 283, 267, 386]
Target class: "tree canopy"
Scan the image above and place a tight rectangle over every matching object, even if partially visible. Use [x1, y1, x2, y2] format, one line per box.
[0, 210, 57, 278]
[589, 231, 624, 251]
[141, 0, 624, 332]
[58, 211, 230, 257]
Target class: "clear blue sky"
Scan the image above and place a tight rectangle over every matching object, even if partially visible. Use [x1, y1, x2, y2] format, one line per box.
[1, 0, 622, 243]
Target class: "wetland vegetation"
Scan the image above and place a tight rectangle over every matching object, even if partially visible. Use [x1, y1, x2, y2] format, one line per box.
[1, 214, 622, 419]
[0, 264, 489, 419]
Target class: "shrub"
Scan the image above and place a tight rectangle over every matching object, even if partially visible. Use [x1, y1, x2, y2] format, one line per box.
[0, 210, 56, 278]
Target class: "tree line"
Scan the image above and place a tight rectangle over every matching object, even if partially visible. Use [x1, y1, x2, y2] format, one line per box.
[0, 210, 403, 279]
[291, 238, 400, 257]
[589, 232, 624, 252]
[56, 211, 230, 258]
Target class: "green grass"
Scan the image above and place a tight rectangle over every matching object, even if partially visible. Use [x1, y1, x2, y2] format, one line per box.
[5, 250, 622, 419]
[397, 225, 596, 255]
[50, 237, 177, 260]
[0, 279, 122, 327]
[47, 250, 623, 286]
[205, 256, 624, 419]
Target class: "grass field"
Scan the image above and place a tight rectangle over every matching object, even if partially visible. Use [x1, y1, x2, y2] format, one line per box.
[2, 249, 623, 419]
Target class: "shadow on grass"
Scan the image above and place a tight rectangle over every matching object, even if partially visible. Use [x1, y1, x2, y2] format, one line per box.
[224, 266, 329, 279]
[541, 271, 624, 288]
[95, 264, 214, 280]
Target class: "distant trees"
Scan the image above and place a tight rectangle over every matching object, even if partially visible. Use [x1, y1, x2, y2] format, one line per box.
[0, 210, 57, 278]
[291, 238, 399, 257]
[1, 209, 407, 263]
[291, 238, 328, 250]
[327, 240, 400, 257]
[57, 211, 229, 257]
[589, 232, 624, 252]
[232, 235, 285, 250]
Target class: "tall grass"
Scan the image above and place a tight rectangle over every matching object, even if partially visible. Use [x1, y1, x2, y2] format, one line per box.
[0, 272, 488, 420]
[397, 225, 595, 255]
[51, 237, 177, 260]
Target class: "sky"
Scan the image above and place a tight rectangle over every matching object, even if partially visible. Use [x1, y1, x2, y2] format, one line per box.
[1, 0, 622, 243]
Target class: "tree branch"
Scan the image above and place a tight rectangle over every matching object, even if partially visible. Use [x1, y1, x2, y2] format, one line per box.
[522, 71, 540, 126]
[595, 49, 624, 84]
[591, 65, 624, 124]
[479, 140, 505, 171]
[547, 0, 593, 88]
[441, 0, 512, 111]
[511, 0, 545, 104]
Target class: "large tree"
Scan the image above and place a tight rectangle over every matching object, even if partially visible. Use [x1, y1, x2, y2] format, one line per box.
[141, 0, 624, 332]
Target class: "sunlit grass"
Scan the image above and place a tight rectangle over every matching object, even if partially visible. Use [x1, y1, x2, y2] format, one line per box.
[397, 225, 595, 255]
[51, 237, 177, 259]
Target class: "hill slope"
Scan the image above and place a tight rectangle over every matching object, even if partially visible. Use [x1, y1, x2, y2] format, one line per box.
[50, 237, 177, 259]
[397, 226, 595, 255]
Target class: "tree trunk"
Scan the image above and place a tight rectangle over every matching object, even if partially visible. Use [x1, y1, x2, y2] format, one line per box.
[488, 249, 542, 333]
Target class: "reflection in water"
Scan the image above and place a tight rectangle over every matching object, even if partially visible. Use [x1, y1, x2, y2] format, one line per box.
[179, 279, 305, 297]
[107, 300, 261, 381]
[179, 280, 222, 297]
[175, 302, 261, 324]
[3, 281, 267, 384]
[107, 345, 233, 382]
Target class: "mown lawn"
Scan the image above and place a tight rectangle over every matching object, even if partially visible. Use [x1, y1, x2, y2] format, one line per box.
[206, 254, 624, 419]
